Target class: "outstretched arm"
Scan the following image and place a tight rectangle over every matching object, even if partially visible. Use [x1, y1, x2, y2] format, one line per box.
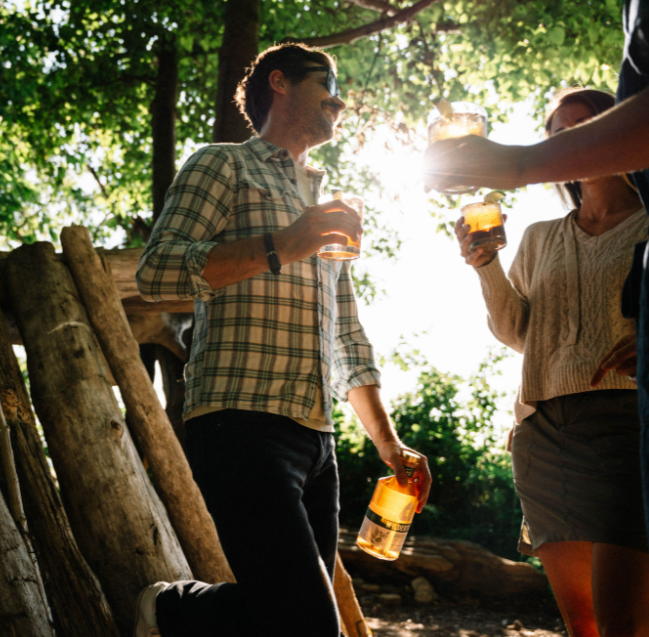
[423, 86, 649, 193]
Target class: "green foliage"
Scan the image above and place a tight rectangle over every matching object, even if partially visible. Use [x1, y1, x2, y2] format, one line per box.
[335, 347, 522, 559]
[1, 0, 627, 256]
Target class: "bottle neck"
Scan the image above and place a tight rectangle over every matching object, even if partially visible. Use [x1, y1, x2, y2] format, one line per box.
[404, 464, 416, 481]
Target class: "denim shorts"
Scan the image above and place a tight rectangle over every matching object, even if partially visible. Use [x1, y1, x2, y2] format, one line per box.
[512, 390, 648, 556]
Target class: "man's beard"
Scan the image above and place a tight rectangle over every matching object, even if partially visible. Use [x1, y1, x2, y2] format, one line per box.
[289, 102, 338, 146]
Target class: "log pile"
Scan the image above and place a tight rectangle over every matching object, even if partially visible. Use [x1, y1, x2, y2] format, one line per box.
[0, 232, 370, 637]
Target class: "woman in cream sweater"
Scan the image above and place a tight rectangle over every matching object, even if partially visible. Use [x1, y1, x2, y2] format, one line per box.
[455, 89, 649, 636]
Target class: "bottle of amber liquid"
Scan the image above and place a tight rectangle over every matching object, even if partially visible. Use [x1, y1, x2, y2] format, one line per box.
[356, 450, 419, 561]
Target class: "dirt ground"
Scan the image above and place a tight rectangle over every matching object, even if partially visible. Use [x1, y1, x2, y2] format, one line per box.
[360, 596, 566, 637]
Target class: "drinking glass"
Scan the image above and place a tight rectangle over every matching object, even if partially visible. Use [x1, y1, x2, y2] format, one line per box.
[317, 193, 363, 261]
[461, 201, 507, 253]
[427, 102, 487, 195]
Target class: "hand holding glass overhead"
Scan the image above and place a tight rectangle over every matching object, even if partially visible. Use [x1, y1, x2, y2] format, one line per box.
[425, 99, 492, 194]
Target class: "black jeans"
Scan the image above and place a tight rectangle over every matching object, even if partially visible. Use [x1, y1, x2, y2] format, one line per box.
[156, 410, 341, 637]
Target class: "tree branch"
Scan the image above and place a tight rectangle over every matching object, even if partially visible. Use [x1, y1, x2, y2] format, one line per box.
[87, 164, 110, 200]
[284, 0, 443, 48]
[436, 20, 462, 34]
[347, 0, 399, 17]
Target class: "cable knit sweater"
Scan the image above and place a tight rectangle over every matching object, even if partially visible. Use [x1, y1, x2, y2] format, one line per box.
[476, 207, 647, 423]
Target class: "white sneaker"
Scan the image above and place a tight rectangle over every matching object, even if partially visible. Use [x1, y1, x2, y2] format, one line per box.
[133, 581, 170, 637]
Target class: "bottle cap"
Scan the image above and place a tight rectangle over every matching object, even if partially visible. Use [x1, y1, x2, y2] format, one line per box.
[400, 449, 419, 468]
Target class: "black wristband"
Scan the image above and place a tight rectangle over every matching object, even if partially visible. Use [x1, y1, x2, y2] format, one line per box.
[263, 233, 281, 276]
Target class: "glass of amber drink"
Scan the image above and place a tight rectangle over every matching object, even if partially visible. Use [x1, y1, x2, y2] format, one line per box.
[461, 201, 507, 253]
[427, 102, 487, 195]
[317, 193, 363, 261]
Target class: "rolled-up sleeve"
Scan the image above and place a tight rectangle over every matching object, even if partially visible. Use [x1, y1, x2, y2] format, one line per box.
[136, 147, 235, 302]
[331, 263, 381, 400]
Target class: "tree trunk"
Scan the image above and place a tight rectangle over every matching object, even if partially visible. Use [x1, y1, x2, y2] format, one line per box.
[0, 487, 55, 637]
[60, 226, 235, 585]
[334, 552, 372, 637]
[4, 242, 192, 636]
[151, 39, 178, 225]
[213, 0, 259, 143]
[0, 307, 121, 637]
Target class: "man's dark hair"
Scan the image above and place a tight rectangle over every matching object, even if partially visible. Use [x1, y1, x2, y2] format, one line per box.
[235, 43, 336, 134]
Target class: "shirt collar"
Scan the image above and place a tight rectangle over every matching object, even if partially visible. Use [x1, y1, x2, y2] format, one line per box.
[244, 137, 326, 179]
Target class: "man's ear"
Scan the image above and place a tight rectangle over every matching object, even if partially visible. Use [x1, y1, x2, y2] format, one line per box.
[269, 69, 289, 95]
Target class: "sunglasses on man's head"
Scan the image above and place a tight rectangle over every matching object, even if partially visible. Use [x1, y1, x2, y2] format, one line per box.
[305, 65, 340, 98]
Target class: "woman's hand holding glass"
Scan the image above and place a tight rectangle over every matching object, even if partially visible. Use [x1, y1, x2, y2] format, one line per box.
[454, 214, 507, 268]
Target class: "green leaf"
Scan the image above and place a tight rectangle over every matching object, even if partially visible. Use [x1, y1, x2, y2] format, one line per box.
[548, 26, 566, 46]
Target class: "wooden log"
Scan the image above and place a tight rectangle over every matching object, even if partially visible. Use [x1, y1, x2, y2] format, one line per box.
[338, 529, 547, 599]
[0, 399, 52, 628]
[0, 306, 121, 637]
[0, 486, 55, 637]
[122, 295, 194, 313]
[60, 226, 235, 584]
[126, 311, 191, 361]
[4, 242, 192, 635]
[98, 247, 143, 300]
[334, 552, 373, 637]
[1, 248, 192, 313]
[0, 399, 25, 533]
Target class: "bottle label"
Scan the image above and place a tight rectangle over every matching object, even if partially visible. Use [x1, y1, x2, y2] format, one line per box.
[405, 465, 416, 478]
[365, 509, 412, 533]
[359, 509, 411, 554]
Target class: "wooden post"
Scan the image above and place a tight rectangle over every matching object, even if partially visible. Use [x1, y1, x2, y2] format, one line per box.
[4, 242, 192, 635]
[60, 225, 235, 584]
[0, 400, 52, 631]
[0, 306, 121, 637]
[334, 552, 373, 637]
[0, 486, 55, 637]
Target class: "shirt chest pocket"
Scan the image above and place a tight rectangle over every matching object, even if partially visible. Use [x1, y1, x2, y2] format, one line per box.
[234, 179, 299, 232]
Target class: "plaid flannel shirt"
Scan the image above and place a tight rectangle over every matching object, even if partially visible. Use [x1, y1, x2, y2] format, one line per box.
[136, 137, 381, 424]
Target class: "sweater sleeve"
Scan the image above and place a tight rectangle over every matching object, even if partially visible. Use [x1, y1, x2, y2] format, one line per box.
[475, 231, 531, 354]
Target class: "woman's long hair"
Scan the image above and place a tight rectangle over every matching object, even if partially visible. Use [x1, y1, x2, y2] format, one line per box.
[544, 89, 618, 210]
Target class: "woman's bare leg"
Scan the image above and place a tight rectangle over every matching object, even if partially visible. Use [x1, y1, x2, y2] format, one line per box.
[591, 543, 649, 637]
[537, 541, 598, 637]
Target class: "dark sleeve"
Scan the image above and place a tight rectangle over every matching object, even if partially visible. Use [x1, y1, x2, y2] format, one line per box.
[628, 0, 649, 75]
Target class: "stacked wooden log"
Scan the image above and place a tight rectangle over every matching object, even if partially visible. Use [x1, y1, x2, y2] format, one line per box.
[0, 231, 370, 637]
[338, 529, 547, 598]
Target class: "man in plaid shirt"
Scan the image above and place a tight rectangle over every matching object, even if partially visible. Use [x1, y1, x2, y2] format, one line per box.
[135, 43, 431, 637]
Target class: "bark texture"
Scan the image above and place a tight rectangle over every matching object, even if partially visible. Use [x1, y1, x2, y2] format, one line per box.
[213, 0, 259, 143]
[334, 552, 372, 637]
[60, 226, 234, 585]
[0, 307, 121, 637]
[0, 487, 54, 637]
[4, 242, 191, 635]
